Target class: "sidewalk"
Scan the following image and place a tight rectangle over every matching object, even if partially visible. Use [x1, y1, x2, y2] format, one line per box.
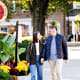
[43, 60, 80, 80]
[62, 60, 80, 80]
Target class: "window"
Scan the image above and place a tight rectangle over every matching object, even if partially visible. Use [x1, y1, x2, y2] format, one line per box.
[1, 27, 7, 32]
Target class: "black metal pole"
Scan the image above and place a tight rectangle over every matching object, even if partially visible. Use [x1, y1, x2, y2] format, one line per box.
[15, 21, 19, 66]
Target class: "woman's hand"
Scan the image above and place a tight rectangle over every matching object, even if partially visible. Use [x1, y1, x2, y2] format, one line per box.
[41, 58, 44, 64]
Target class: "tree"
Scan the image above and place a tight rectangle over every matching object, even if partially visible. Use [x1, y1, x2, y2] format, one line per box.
[28, 0, 49, 36]
[48, 0, 72, 35]
[2, 0, 73, 35]
[28, 0, 72, 35]
[48, 0, 71, 14]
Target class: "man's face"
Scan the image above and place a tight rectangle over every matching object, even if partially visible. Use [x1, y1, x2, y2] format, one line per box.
[48, 28, 57, 36]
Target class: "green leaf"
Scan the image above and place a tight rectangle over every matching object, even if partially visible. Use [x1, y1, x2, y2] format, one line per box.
[6, 35, 15, 47]
[0, 71, 10, 80]
[0, 35, 15, 63]
[18, 48, 26, 55]
[0, 54, 10, 63]
[2, 35, 10, 43]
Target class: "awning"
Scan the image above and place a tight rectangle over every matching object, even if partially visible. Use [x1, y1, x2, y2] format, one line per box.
[66, 14, 80, 21]
[75, 15, 80, 21]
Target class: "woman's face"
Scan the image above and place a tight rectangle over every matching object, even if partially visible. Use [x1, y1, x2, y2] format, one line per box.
[37, 33, 42, 40]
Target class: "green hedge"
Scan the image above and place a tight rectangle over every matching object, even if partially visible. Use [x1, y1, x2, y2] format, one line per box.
[19, 40, 31, 60]
[18, 40, 31, 48]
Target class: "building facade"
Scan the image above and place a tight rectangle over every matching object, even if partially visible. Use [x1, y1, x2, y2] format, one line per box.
[66, 1, 80, 42]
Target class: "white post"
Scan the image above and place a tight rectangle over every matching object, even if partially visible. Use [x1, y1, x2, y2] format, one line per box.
[72, 21, 76, 41]
[18, 25, 22, 43]
[12, 0, 16, 12]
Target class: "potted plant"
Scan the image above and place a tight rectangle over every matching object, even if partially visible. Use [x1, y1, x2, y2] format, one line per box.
[0, 65, 11, 80]
[15, 60, 30, 76]
[0, 34, 26, 63]
[0, 60, 30, 80]
[10, 60, 30, 80]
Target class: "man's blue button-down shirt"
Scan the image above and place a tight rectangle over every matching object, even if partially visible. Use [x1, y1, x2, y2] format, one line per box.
[50, 36, 57, 60]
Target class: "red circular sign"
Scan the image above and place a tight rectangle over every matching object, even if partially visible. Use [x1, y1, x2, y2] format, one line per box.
[0, 5, 4, 19]
[0, 1, 7, 21]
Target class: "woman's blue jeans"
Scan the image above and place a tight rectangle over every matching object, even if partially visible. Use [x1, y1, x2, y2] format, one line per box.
[30, 55, 42, 80]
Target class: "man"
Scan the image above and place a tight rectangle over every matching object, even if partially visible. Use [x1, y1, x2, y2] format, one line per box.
[41, 24, 68, 80]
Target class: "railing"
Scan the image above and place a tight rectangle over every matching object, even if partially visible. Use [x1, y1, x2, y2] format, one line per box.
[67, 42, 80, 47]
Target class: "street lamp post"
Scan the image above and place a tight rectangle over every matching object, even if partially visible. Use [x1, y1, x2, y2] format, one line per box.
[15, 21, 18, 66]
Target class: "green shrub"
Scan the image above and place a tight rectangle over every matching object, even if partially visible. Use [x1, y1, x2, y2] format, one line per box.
[0, 71, 10, 80]
[19, 40, 31, 60]
[18, 40, 31, 48]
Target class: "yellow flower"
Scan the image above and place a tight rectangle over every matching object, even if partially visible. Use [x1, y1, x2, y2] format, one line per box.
[0, 65, 11, 73]
[15, 60, 29, 72]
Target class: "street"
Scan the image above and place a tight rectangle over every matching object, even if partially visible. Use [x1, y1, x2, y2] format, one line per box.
[62, 60, 80, 80]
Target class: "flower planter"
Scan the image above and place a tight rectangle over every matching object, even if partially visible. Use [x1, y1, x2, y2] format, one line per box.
[17, 74, 31, 80]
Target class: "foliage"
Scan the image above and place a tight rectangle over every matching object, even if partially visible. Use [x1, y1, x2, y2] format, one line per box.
[1, 0, 30, 18]
[19, 40, 31, 48]
[20, 0, 72, 14]
[48, 0, 73, 15]
[1, 0, 73, 35]
[0, 71, 10, 80]
[0, 34, 26, 63]
[0, 65, 10, 80]
[19, 40, 31, 60]
[19, 0, 30, 11]
[0, 34, 15, 63]
[2, 0, 73, 18]
[51, 20, 58, 27]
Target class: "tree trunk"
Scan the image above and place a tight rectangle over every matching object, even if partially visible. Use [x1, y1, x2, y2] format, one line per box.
[30, 0, 49, 36]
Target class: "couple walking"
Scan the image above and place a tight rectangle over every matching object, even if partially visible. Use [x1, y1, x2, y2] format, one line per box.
[26, 22, 68, 80]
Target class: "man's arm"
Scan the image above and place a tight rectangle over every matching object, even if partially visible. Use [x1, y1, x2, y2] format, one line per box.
[41, 43, 46, 57]
[62, 36, 68, 60]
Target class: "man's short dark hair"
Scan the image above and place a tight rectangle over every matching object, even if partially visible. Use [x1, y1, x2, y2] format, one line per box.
[49, 25, 57, 31]
[49, 21, 57, 30]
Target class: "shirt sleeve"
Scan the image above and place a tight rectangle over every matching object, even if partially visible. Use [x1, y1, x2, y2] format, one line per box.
[40, 37, 48, 59]
[62, 36, 68, 60]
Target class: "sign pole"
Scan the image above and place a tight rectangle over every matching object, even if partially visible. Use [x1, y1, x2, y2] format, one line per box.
[15, 21, 19, 66]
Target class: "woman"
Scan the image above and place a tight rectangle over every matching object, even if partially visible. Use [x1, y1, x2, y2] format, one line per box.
[26, 31, 43, 80]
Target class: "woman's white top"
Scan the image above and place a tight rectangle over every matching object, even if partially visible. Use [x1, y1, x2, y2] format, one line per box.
[35, 42, 40, 55]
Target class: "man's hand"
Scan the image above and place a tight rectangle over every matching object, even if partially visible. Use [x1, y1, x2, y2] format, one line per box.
[41, 58, 44, 64]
